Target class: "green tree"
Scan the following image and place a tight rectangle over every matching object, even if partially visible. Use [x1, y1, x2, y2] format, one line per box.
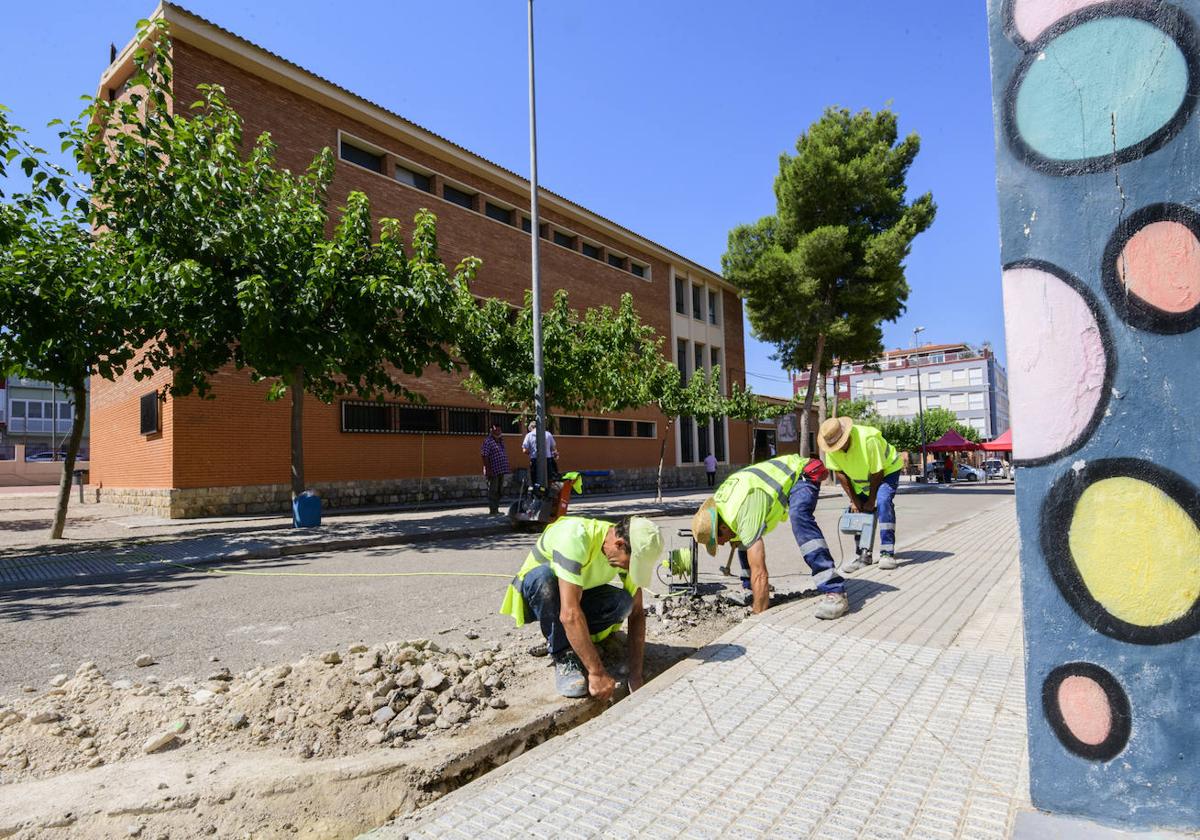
[461, 289, 660, 418]
[75, 23, 476, 500]
[642, 363, 724, 501]
[833, 396, 879, 423]
[722, 383, 796, 463]
[0, 111, 146, 539]
[723, 107, 936, 456]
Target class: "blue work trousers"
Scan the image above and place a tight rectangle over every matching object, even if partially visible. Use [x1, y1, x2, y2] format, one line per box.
[739, 476, 844, 595]
[520, 564, 633, 656]
[854, 470, 899, 555]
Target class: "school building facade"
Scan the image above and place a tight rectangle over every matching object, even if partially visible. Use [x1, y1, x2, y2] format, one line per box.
[90, 3, 749, 517]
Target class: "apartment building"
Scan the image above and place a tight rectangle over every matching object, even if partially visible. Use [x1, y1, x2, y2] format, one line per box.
[793, 343, 1011, 440]
[1, 377, 89, 456]
[89, 4, 747, 517]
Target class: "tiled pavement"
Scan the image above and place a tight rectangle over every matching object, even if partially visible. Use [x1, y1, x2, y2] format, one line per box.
[371, 503, 1028, 840]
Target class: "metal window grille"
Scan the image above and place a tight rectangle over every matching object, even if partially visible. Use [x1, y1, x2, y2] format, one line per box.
[613, 420, 633, 437]
[341, 401, 493, 436]
[557, 416, 584, 436]
[140, 392, 159, 435]
[587, 418, 610, 437]
[636, 421, 656, 439]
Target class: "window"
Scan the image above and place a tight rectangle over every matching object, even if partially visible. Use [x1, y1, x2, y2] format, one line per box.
[139, 392, 159, 435]
[708, 290, 719, 325]
[581, 242, 602, 260]
[394, 165, 431, 192]
[929, 353, 945, 364]
[970, 417, 986, 432]
[897, 398, 912, 412]
[968, 392, 984, 410]
[896, 376, 907, 391]
[636, 421, 656, 438]
[692, 284, 703, 320]
[59, 402, 73, 420]
[447, 408, 488, 435]
[27, 402, 42, 419]
[490, 412, 522, 434]
[630, 262, 646, 278]
[872, 378, 884, 393]
[969, 367, 983, 385]
[695, 343, 705, 377]
[557, 415, 583, 436]
[339, 140, 383, 173]
[10, 401, 24, 418]
[674, 277, 685, 314]
[587, 418, 610, 437]
[680, 418, 694, 463]
[926, 394, 942, 408]
[713, 417, 726, 461]
[607, 253, 627, 270]
[697, 420, 711, 459]
[910, 374, 918, 388]
[442, 184, 475, 210]
[928, 371, 942, 387]
[677, 339, 688, 383]
[553, 230, 575, 249]
[710, 348, 721, 390]
[613, 420, 633, 437]
[521, 216, 532, 233]
[484, 202, 513, 224]
[950, 393, 967, 407]
[952, 368, 967, 383]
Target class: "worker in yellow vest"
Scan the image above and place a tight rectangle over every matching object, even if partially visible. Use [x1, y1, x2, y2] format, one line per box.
[500, 516, 663, 700]
[691, 454, 848, 619]
[818, 416, 904, 571]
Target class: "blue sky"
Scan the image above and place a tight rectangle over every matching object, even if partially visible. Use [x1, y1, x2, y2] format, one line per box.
[0, 1, 1002, 399]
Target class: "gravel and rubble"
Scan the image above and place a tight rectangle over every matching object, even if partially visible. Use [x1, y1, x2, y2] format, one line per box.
[0, 638, 521, 785]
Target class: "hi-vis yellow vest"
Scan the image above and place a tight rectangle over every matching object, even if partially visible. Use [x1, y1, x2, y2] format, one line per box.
[499, 516, 636, 642]
[714, 455, 806, 544]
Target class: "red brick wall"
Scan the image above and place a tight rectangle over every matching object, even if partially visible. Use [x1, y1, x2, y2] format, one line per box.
[90, 38, 736, 489]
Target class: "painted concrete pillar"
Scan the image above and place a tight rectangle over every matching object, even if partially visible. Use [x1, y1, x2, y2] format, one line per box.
[987, 0, 1200, 833]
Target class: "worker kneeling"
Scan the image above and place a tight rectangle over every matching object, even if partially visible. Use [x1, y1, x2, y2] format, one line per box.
[818, 416, 903, 571]
[500, 516, 663, 701]
[692, 455, 849, 620]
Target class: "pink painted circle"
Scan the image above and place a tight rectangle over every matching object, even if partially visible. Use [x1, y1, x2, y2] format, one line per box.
[1001, 265, 1109, 462]
[1116, 220, 1200, 314]
[1011, 0, 1109, 42]
[1057, 674, 1113, 746]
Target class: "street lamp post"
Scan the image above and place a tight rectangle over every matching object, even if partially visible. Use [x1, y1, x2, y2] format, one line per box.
[527, 0, 548, 493]
[913, 326, 927, 478]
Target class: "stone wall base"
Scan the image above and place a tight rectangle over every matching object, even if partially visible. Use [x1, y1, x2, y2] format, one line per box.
[98, 464, 735, 519]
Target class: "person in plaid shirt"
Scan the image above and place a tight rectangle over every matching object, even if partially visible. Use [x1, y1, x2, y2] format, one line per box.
[481, 422, 511, 515]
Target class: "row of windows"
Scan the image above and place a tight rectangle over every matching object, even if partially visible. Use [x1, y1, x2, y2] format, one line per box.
[342, 401, 656, 439]
[8, 400, 75, 420]
[338, 135, 650, 280]
[674, 277, 720, 325]
[859, 366, 985, 395]
[680, 417, 726, 464]
[875, 391, 987, 412]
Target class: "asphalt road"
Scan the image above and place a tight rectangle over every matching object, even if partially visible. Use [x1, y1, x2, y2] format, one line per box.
[0, 483, 1015, 695]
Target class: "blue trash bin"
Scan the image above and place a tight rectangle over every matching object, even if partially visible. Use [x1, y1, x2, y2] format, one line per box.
[293, 491, 322, 528]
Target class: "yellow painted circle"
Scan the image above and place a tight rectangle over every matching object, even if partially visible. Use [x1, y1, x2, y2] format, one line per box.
[1069, 477, 1200, 627]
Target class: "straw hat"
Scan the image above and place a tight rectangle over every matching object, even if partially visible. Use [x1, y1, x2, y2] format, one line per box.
[692, 497, 720, 556]
[817, 416, 854, 453]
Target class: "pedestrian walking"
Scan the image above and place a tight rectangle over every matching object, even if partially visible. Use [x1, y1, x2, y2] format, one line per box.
[521, 421, 559, 484]
[819, 416, 904, 571]
[480, 422, 511, 515]
[691, 454, 846, 618]
[500, 516, 663, 699]
[703, 452, 717, 487]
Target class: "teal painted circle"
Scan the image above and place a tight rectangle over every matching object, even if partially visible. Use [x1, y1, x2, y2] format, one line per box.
[1014, 16, 1189, 162]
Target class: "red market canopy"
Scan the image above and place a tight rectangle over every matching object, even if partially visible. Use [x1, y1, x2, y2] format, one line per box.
[926, 429, 980, 452]
[980, 429, 1012, 452]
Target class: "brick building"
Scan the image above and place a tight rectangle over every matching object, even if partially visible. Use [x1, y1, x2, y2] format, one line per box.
[90, 3, 748, 517]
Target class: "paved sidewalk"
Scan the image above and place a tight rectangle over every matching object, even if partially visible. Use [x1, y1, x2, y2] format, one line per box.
[369, 502, 1028, 839]
[0, 478, 948, 590]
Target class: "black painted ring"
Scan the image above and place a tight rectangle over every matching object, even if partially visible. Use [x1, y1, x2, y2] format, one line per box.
[1042, 662, 1132, 761]
[1101, 202, 1200, 334]
[1040, 458, 1200, 645]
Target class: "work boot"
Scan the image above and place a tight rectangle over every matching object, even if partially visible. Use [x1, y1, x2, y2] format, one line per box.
[879, 552, 898, 570]
[815, 592, 849, 620]
[838, 554, 869, 576]
[552, 652, 588, 698]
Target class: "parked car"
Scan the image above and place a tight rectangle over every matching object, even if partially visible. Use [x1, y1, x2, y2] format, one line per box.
[920, 464, 944, 483]
[982, 458, 1010, 480]
[957, 463, 985, 482]
[25, 450, 68, 462]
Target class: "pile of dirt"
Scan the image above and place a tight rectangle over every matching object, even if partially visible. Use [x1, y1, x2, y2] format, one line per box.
[0, 638, 521, 785]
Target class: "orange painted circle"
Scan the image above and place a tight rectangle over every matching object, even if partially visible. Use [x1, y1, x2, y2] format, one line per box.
[1057, 675, 1113, 746]
[1117, 220, 1200, 314]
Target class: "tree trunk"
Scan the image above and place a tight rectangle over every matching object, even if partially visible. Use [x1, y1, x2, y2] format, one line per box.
[290, 366, 305, 500]
[749, 416, 758, 464]
[656, 419, 673, 503]
[48, 380, 87, 541]
[798, 332, 826, 456]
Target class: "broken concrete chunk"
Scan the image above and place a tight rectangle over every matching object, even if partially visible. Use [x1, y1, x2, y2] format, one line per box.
[134, 655, 156, 668]
[418, 665, 446, 692]
[371, 706, 397, 727]
[142, 732, 178, 754]
[31, 711, 61, 724]
[320, 651, 341, 665]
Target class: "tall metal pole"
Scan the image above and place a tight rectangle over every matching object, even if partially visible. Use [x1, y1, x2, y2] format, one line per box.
[914, 327, 926, 476]
[527, 0, 548, 492]
[51, 383, 58, 456]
